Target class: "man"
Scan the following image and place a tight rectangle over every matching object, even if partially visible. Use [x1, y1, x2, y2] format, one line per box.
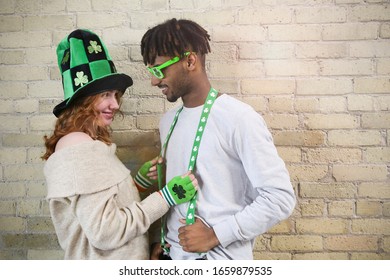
[139, 18, 296, 260]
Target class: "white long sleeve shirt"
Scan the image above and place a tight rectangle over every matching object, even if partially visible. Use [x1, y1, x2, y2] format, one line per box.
[159, 94, 296, 260]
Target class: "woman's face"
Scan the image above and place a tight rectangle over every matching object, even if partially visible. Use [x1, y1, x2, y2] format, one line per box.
[95, 90, 120, 126]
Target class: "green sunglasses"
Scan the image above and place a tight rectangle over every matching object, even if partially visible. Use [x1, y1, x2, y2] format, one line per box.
[147, 52, 191, 79]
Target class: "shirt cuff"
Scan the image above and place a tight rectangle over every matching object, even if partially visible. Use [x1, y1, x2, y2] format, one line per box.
[212, 216, 242, 248]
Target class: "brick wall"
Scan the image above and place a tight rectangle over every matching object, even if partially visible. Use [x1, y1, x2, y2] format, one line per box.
[0, 0, 389, 260]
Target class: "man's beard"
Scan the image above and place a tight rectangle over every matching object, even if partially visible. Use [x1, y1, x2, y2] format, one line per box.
[167, 79, 193, 103]
[167, 93, 179, 103]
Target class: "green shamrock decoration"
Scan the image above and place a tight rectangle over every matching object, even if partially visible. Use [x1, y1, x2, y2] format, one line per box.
[74, 71, 88, 87]
[87, 40, 102, 54]
[61, 51, 69, 65]
[172, 184, 186, 199]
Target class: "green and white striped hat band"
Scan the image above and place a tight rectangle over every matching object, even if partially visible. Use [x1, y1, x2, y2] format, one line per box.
[53, 29, 133, 117]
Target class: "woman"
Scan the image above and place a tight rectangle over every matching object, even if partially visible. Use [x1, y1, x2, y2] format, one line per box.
[42, 29, 197, 259]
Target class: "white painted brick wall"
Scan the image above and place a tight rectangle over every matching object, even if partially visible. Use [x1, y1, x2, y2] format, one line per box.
[0, 0, 389, 260]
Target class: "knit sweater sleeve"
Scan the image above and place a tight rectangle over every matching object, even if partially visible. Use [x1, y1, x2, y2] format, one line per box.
[73, 187, 167, 250]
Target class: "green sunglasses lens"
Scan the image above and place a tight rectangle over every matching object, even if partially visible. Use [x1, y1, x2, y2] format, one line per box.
[150, 67, 164, 79]
[147, 52, 191, 79]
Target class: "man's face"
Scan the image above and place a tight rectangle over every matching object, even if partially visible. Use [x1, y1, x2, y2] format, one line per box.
[148, 55, 191, 103]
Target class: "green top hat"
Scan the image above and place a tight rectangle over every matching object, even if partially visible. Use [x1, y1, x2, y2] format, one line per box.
[53, 29, 133, 117]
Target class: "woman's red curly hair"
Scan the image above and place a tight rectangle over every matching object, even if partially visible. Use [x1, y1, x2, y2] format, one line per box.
[42, 92, 122, 160]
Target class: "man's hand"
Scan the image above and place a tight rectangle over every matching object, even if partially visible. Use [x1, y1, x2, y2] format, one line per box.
[178, 218, 219, 253]
[150, 242, 170, 260]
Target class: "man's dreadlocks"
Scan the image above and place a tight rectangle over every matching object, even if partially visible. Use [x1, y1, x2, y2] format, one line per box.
[141, 18, 211, 66]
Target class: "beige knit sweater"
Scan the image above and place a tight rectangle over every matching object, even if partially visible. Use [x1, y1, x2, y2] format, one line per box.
[44, 140, 168, 259]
